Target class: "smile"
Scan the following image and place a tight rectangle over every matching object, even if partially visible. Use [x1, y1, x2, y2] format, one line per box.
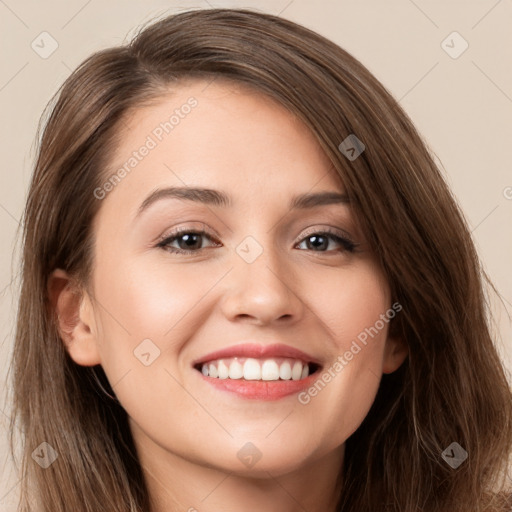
[192, 342, 323, 399]
[195, 357, 320, 381]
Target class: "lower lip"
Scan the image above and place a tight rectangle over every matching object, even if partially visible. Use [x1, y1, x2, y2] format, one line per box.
[196, 370, 320, 400]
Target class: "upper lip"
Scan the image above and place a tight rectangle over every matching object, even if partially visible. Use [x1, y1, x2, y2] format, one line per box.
[192, 343, 322, 367]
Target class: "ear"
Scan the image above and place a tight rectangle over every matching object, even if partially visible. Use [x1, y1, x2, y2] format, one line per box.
[47, 268, 101, 366]
[382, 335, 408, 374]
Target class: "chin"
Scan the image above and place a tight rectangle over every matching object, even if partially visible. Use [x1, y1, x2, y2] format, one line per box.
[205, 442, 318, 479]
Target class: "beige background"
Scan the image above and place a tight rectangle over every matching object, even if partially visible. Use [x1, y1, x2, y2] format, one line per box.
[1, 0, 511, 509]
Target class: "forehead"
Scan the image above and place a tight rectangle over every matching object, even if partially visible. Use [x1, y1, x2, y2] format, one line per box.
[98, 78, 344, 217]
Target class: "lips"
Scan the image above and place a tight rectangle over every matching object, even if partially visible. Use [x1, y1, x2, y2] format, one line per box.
[192, 344, 323, 400]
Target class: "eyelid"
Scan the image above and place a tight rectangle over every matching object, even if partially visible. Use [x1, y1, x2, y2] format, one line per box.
[298, 225, 355, 244]
[156, 222, 218, 244]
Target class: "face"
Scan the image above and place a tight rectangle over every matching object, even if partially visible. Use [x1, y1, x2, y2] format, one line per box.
[59, 79, 407, 479]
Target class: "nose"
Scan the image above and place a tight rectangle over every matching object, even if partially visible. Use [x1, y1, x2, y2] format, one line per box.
[219, 243, 305, 327]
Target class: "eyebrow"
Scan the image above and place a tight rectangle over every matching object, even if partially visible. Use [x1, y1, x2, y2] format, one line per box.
[136, 186, 350, 217]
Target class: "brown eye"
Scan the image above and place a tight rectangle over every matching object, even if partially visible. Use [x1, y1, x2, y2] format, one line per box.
[157, 229, 220, 255]
[296, 230, 356, 253]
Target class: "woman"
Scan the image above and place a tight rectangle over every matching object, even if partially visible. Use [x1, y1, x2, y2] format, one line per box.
[9, 8, 512, 512]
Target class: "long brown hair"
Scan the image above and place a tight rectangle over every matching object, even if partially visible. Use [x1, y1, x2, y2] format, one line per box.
[8, 8, 512, 512]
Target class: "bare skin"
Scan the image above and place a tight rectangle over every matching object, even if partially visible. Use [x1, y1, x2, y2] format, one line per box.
[49, 78, 408, 512]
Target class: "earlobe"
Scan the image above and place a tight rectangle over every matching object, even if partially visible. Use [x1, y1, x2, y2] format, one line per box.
[47, 268, 101, 366]
[382, 336, 408, 374]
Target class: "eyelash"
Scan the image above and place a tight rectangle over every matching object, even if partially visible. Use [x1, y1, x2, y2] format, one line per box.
[156, 226, 358, 256]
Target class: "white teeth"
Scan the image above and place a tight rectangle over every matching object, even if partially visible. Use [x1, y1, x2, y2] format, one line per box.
[291, 361, 303, 381]
[199, 357, 313, 381]
[261, 360, 280, 381]
[208, 363, 218, 378]
[217, 360, 229, 379]
[228, 359, 243, 379]
[279, 361, 292, 380]
[243, 358, 261, 380]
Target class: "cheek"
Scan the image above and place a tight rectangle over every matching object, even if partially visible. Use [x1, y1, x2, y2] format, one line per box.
[304, 259, 391, 346]
[294, 262, 391, 435]
[92, 254, 217, 349]
[88, 255, 228, 417]
[88, 257, 199, 428]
